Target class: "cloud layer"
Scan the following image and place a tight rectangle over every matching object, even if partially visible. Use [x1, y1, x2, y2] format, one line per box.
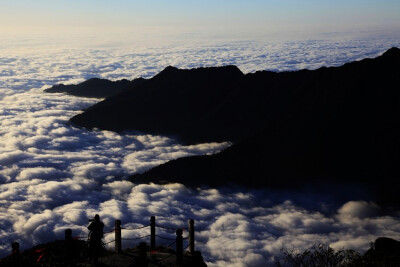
[0, 34, 399, 265]
[1, 33, 399, 93]
[3, 181, 400, 266]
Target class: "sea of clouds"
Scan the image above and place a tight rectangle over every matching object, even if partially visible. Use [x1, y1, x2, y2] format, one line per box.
[0, 33, 400, 266]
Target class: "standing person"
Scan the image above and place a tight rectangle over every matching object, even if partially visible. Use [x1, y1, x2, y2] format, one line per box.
[88, 214, 104, 264]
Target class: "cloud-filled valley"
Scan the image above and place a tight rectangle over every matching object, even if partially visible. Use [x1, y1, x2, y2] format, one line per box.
[0, 34, 400, 266]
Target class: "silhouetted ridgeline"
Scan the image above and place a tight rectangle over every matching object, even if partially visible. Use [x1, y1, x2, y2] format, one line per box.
[45, 77, 146, 98]
[70, 48, 400, 144]
[66, 48, 400, 205]
[129, 47, 400, 206]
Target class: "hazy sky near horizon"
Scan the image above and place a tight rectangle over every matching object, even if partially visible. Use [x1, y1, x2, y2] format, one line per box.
[1, 0, 400, 39]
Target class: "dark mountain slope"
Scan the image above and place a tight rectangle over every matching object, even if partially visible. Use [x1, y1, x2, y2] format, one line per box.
[185, 69, 307, 142]
[131, 48, 400, 205]
[70, 65, 245, 141]
[70, 49, 400, 146]
[45, 77, 146, 98]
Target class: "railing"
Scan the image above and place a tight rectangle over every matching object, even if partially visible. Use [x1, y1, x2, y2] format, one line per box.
[7, 216, 196, 266]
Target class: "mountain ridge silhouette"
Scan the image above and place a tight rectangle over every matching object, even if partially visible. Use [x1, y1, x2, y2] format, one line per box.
[128, 47, 400, 206]
[63, 47, 400, 205]
[45, 77, 147, 98]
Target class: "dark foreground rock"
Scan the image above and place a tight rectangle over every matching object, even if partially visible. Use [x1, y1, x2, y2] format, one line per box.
[364, 237, 400, 265]
[0, 239, 86, 267]
[0, 242, 207, 267]
[77, 248, 207, 267]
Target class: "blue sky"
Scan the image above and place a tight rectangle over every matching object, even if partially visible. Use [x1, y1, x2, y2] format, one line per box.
[1, 0, 400, 39]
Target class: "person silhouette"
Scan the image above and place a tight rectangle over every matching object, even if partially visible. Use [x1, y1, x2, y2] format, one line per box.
[87, 214, 104, 263]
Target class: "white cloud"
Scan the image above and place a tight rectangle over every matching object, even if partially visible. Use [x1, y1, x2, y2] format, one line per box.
[1, 177, 400, 266]
[16, 167, 63, 181]
[337, 201, 380, 220]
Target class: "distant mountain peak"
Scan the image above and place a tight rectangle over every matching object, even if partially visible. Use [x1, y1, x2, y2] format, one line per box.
[152, 65, 244, 82]
[217, 65, 244, 74]
[381, 47, 400, 58]
[164, 65, 178, 71]
[160, 65, 179, 73]
[159, 65, 243, 74]
[44, 77, 144, 98]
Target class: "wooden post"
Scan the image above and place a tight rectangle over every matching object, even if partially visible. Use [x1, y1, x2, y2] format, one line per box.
[11, 242, 19, 267]
[139, 242, 148, 267]
[115, 220, 122, 254]
[150, 216, 155, 251]
[64, 229, 73, 265]
[176, 229, 183, 267]
[189, 219, 195, 254]
[65, 229, 72, 241]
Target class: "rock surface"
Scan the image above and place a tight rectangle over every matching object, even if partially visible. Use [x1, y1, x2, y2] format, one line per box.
[364, 237, 400, 265]
[0, 242, 207, 267]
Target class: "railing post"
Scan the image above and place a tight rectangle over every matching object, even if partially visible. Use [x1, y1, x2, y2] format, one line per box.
[115, 220, 122, 254]
[11, 242, 19, 267]
[176, 229, 183, 267]
[150, 216, 155, 251]
[189, 219, 195, 254]
[139, 242, 148, 267]
[65, 229, 72, 241]
[64, 229, 73, 265]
